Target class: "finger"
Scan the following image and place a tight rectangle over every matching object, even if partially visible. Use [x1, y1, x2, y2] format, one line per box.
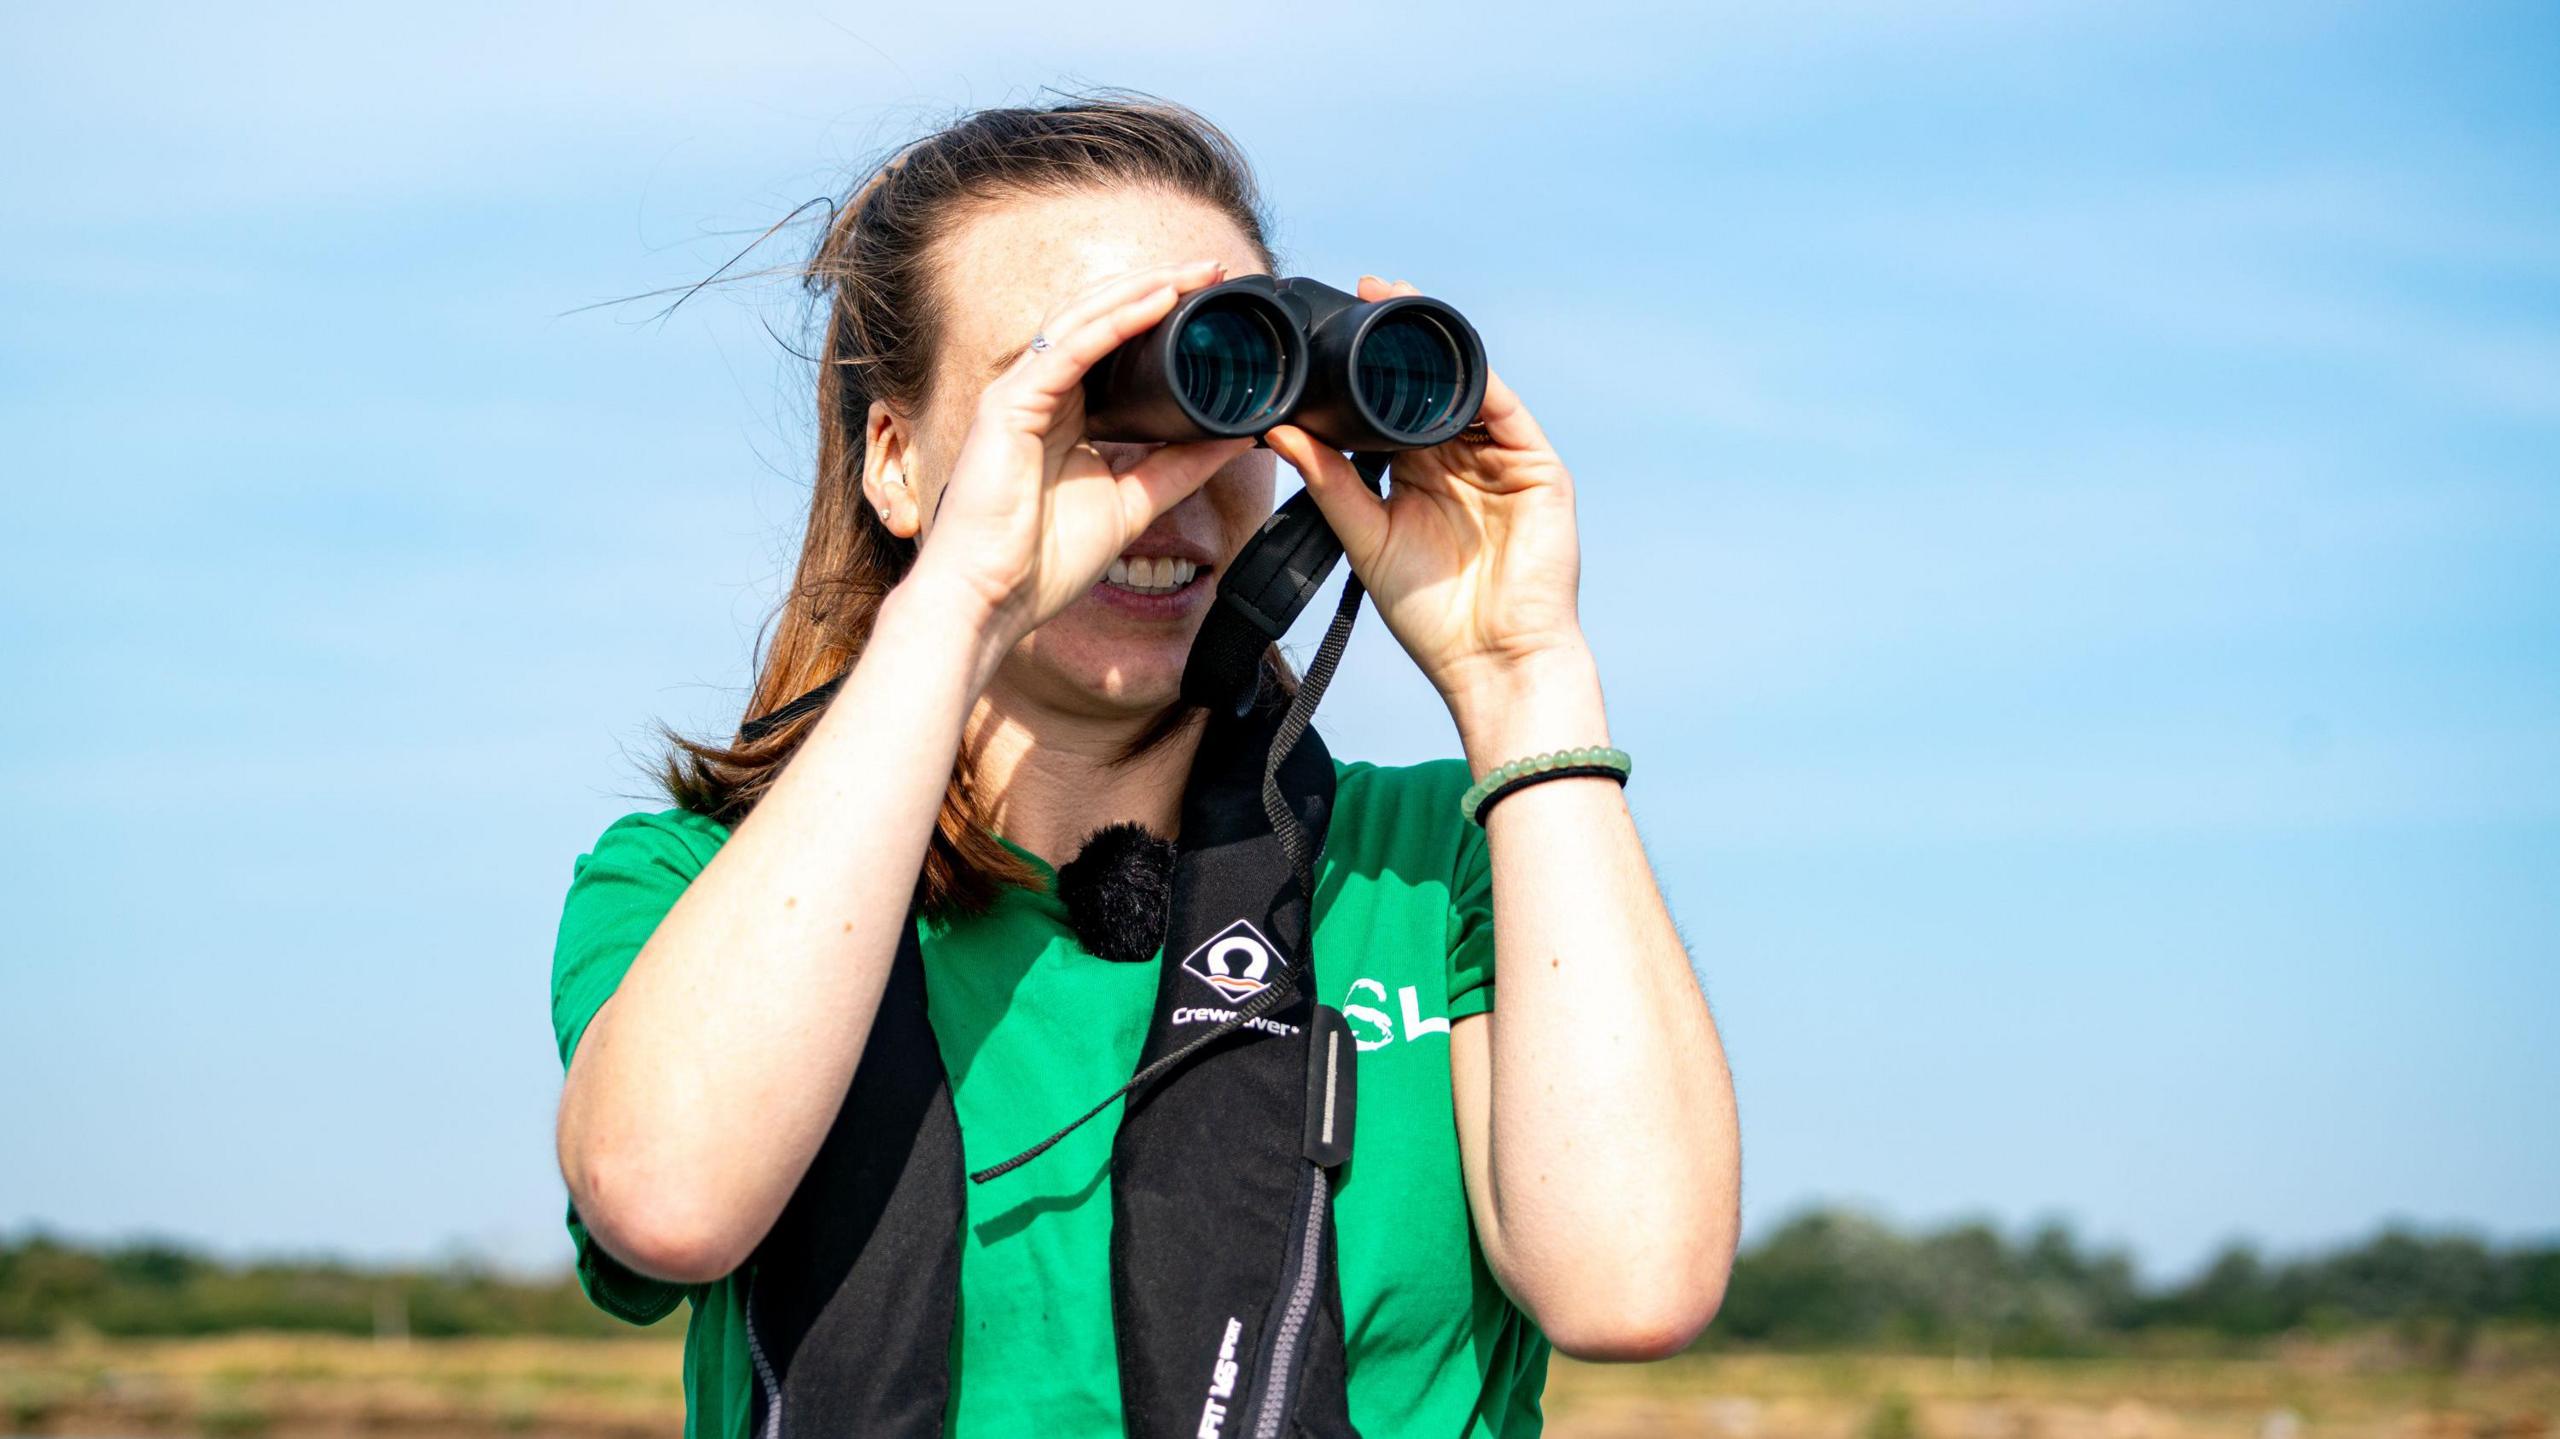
[1356, 274, 1424, 302]
[1470, 366, 1555, 454]
[1031, 258, 1224, 362]
[1264, 424, 1389, 570]
[1003, 260, 1224, 405]
[1113, 436, 1254, 535]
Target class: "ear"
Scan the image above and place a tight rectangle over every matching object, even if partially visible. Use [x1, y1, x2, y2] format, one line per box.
[859, 399, 924, 540]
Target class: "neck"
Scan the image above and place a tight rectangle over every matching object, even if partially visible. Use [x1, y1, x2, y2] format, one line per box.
[966, 683, 1204, 869]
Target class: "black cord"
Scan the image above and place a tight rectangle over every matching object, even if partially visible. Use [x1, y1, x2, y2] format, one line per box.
[1471, 764, 1630, 828]
[970, 569, 1368, 1185]
[970, 452, 1385, 1185]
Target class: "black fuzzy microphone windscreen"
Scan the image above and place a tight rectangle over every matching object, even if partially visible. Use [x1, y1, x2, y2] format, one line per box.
[1054, 822, 1176, 963]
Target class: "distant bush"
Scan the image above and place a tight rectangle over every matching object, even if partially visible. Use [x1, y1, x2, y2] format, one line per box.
[1704, 1210, 2558, 1355]
[1864, 1390, 1923, 1439]
[3, 1212, 2551, 1347]
[0, 1234, 661, 1340]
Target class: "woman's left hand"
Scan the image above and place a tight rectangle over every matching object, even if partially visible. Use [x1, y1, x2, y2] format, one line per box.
[1276, 287, 1732, 1357]
[1264, 276, 1591, 713]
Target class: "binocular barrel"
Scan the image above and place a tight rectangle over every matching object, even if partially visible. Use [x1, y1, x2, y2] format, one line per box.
[1083, 276, 1487, 452]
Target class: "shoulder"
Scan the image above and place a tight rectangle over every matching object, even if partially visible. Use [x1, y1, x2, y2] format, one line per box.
[1331, 756, 1473, 846]
[551, 807, 733, 1064]
[1323, 755, 1499, 1011]
[1326, 755, 1483, 891]
[575, 806, 733, 877]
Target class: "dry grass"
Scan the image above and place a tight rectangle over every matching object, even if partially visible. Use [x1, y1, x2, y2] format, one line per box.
[0, 1335, 677, 1439]
[1, 1334, 2551, 1439]
[1539, 1342, 2559, 1439]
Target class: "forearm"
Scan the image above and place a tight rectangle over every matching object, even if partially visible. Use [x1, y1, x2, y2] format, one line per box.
[1448, 646, 1741, 1354]
[557, 578, 995, 1282]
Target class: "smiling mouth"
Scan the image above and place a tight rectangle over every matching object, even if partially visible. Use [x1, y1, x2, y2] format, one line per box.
[1102, 555, 1206, 596]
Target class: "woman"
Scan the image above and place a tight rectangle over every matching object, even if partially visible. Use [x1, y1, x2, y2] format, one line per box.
[550, 96, 1739, 1438]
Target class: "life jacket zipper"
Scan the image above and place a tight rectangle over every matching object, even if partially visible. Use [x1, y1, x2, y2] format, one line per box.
[743, 1276, 784, 1439]
[1252, 1164, 1329, 1439]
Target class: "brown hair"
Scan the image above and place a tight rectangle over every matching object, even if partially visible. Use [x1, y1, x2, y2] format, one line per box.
[662, 93, 1280, 915]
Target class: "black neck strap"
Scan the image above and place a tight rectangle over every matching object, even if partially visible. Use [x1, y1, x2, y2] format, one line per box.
[739, 677, 1364, 1439]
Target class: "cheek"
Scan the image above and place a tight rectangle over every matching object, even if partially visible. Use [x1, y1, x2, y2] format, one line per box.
[906, 406, 975, 527]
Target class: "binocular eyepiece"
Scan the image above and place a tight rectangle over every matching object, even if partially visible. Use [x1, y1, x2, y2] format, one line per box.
[1083, 276, 1487, 452]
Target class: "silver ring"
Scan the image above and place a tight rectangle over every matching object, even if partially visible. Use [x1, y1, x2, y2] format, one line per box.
[1027, 333, 1052, 353]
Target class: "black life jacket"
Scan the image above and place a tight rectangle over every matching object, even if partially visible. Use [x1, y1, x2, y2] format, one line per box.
[739, 693, 1363, 1439]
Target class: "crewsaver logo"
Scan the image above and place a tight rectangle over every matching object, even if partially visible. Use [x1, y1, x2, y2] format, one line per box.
[1180, 918, 1278, 1003]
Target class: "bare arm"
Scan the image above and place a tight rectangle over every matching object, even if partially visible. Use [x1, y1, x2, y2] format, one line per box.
[1268, 275, 1740, 1358]
[1445, 651, 1740, 1360]
[555, 258, 1252, 1283]
[556, 581, 988, 1283]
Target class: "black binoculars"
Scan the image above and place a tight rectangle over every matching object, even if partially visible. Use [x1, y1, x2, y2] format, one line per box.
[1083, 276, 1487, 452]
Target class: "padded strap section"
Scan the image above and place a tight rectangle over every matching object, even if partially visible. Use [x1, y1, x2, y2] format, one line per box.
[746, 919, 962, 1439]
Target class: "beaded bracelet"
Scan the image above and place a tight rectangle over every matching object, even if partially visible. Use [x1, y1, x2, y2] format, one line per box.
[1459, 745, 1633, 827]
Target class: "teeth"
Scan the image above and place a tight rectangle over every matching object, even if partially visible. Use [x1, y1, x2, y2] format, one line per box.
[1106, 555, 1199, 594]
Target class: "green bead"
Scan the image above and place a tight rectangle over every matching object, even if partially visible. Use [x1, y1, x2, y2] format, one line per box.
[1460, 743, 1636, 826]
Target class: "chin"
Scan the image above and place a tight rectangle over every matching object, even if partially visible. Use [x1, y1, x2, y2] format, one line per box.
[1006, 617, 1200, 718]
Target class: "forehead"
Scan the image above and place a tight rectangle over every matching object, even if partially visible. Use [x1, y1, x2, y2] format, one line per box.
[929, 185, 1271, 394]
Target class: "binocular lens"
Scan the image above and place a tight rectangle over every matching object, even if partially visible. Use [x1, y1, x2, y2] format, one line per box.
[1175, 300, 1292, 430]
[1086, 276, 1481, 450]
[1356, 313, 1468, 438]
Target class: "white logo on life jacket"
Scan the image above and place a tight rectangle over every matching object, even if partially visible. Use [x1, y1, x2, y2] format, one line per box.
[1198, 1315, 1243, 1438]
[1171, 1007, 1301, 1037]
[1180, 918, 1279, 1003]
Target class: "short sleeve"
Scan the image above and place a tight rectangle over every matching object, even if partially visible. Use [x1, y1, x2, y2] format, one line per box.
[1447, 794, 1497, 1020]
[550, 807, 731, 1325]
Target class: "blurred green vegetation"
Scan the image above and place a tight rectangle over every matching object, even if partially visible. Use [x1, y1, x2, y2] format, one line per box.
[1709, 1210, 2560, 1358]
[5, 1209, 2554, 1353]
[0, 1237, 652, 1340]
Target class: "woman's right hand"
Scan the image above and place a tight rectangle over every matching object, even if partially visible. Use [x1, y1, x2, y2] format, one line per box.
[565, 261, 1257, 1285]
[903, 257, 1253, 675]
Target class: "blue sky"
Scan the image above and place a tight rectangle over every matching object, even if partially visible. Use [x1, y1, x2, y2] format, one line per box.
[2, 2, 2553, 1279]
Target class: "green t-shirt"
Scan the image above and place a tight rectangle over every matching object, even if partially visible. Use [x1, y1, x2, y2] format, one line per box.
[549, 757, 1549, 1438]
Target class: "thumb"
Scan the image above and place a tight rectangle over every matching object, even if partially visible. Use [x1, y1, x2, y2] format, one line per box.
[1264, 425, 1388, 571]
[1115, 436, 1254, 533]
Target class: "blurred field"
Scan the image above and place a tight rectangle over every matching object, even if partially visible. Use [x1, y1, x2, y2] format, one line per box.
[3, 1334, 2553, 1439]
[1539, 1340, 2557, 1439]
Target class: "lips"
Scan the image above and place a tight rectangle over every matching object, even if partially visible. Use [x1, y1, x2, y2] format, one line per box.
[1100, 523, 1218, 597]
[1090, 538, 1216, 619]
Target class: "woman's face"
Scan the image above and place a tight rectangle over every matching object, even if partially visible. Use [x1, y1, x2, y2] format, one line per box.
[894, 185, 1278, 720]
